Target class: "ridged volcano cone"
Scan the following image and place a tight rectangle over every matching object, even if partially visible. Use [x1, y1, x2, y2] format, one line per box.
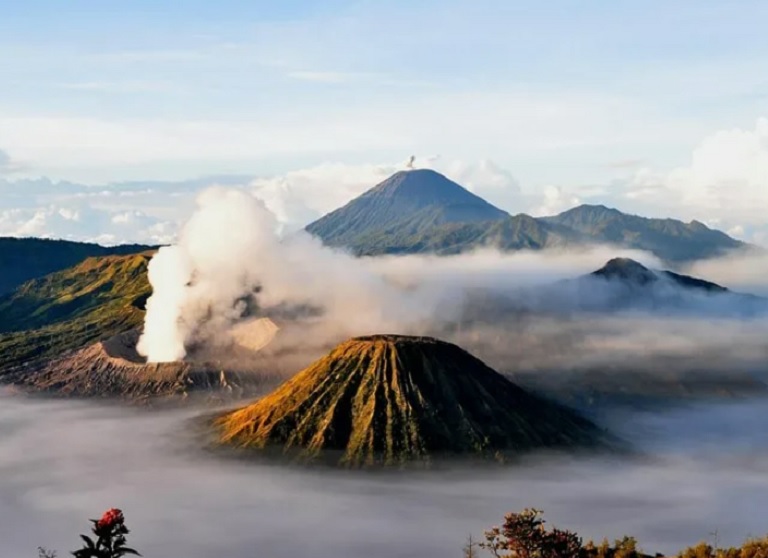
[213, 335, 609, 467]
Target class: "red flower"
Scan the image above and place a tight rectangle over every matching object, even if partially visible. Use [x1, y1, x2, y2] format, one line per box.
[96, 508, 125, 531]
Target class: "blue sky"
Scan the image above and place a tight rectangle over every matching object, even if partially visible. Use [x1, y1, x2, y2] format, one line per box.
[0, 1, 767, 244]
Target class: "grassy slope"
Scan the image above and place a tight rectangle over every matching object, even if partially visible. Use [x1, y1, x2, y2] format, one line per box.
[0, 237, 152, 295]
[0, 252, 153, 372]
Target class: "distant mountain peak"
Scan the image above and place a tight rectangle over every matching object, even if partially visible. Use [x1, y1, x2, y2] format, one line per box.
[305, 169, 508, 251]
[551, 204, 624, 221]
[591, 257, 657, 285]
[362, 168, 500, 208]
[600, 257, 649, 270]
[589, 257, 730, 294]
[688, 219, 711, 231]
[573, 203, 622, 213]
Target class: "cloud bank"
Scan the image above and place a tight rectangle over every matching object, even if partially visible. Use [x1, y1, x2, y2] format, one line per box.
[4, 396, 768, 558]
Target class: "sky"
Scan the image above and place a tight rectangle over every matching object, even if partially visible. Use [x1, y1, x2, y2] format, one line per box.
[0, 0, 767, 245]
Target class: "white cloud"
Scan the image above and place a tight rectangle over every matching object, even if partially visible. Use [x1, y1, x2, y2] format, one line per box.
[0, 150, 11, 171]
[528, 186, 581, 217]
[622, 118, 768, 243]
[517, 118, 768, 245]
[249, 162, 395, 228]
[0, 88, 676, 183]
[0, 204, 175, 245]
[0, 149, 23, 174]
[0, 115, 409, 175]
[666, 118, 768, 209]
[441, 159, 522, 210]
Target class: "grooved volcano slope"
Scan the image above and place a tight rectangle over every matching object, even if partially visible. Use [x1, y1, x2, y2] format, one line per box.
[214, 335, 610, 467]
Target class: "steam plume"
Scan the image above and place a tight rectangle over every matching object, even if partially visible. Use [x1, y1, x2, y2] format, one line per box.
[138, 188, 282, 361]
[137, 187, 446, 362]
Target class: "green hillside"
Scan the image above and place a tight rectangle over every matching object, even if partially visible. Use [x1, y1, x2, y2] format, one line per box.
[0, 252, 153, 372]
[348, 213, 572, 255]
[0, 237, 152, 295]
[542, 204, 746, 261]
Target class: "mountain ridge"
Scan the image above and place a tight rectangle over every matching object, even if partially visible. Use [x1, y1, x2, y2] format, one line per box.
[0, 237, 154, 295]
[543, 204, 746, 261]
[305, 170, 750, 263]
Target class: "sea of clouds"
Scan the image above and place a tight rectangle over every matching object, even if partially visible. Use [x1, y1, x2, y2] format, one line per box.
[2, 395, 768, 558]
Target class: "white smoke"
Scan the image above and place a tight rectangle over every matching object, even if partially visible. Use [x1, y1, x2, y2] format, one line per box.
[138, 188, 283, 361]
[137, 246, 193, 362]
[137, 187, 450, 362]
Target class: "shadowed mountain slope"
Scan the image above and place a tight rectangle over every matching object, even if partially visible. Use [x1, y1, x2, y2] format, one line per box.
[0, 252, 154, 372]
[542, 205, 746, 262]
[0, 237, 152, 295]
[305, 169, 509, 252]
[543, 257, 765, 316]
[343, 212, 575, 256]
[214, 334, 612, 467]
[591, 257, 728, 292]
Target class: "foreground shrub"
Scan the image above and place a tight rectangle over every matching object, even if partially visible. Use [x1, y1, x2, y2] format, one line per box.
[39, 508, 140, 558]
[72, 508, 140, 558]
[477, 509, 650, 557]
[480, 508, 583, 558]
[474, 508, 768, 558]
[677, 537, 768, 558]
[583, 536, 645, 558]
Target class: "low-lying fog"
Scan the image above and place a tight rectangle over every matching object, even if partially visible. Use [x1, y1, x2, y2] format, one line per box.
[3, 394, 768, 558]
